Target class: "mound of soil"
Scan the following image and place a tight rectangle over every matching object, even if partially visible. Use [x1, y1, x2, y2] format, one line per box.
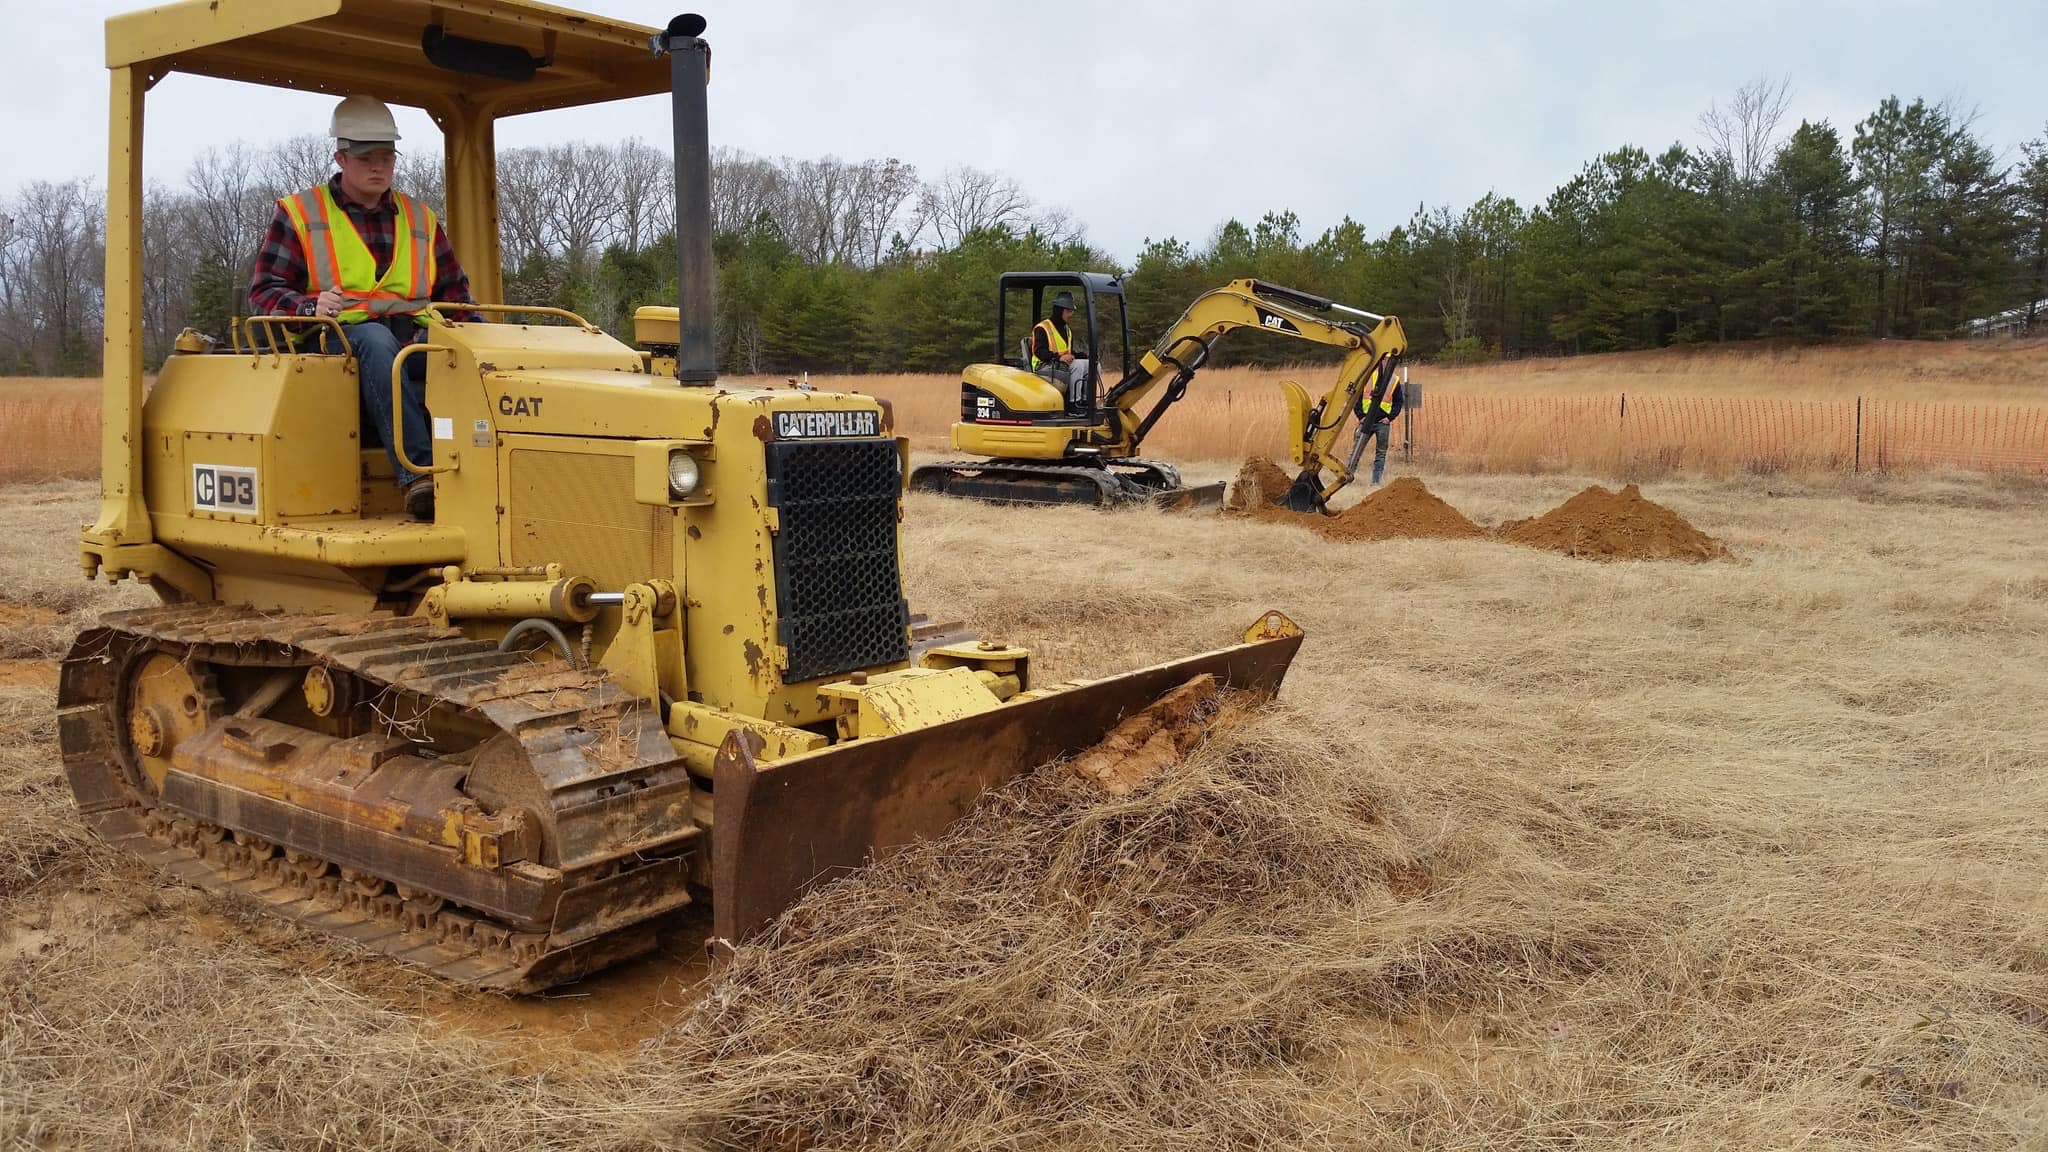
[1500, 484, 1728, 562]
[1321, 477, 1487, 542]
[1225, 459, 1486, 542]
[1224, 457, 1297, 512]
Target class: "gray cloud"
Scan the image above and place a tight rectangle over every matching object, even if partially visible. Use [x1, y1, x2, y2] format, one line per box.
[5, 0, 2043, 261]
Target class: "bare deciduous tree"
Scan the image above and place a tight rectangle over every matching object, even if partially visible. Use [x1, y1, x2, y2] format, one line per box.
[709, 146, 785, 236]
[919, 166, 1033, 248]
[185, 143, 270, 262]
[844, 158, 920, 266]
[1700, 75, 1794, 183]
[261, 134, 336, 199]
[615, 138, 673, 252]
[10, 180, 104, 372]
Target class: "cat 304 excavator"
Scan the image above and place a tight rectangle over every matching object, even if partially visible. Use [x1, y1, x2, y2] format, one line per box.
[909, 273, 1409, 511]
[60, 0, 1305, 992]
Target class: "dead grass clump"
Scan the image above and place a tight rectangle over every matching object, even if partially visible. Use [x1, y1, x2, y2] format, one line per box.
[633, 707, 1620, 1150]
[1501, 483, 1731, 562]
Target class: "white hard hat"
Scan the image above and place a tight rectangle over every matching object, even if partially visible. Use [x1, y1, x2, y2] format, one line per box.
[331, 95, 400, 154]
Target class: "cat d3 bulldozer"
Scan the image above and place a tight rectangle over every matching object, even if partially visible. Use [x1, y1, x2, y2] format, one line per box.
[61, 0, 1304, 991]
[909, 273, 1409, 511]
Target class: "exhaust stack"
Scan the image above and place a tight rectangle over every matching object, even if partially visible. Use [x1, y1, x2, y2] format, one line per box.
[654, 14, 716, 383]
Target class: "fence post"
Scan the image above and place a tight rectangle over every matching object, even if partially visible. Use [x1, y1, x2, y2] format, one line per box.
[1854, 397, 1862, 473]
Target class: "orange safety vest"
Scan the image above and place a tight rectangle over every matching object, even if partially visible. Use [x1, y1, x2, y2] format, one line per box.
[1031, 317, 1071, 370]
[278, 184, 438, 326]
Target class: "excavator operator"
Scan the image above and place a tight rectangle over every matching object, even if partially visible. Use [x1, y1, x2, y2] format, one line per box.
[248, 95, 476, 522]
[1031, 292, 1092, 411]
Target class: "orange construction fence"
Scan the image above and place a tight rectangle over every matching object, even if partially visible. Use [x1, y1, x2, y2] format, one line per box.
[1408, 393, 2048, 476]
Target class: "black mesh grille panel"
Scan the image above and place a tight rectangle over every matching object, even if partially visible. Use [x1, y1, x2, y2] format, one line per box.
[765, 437, 909, 682]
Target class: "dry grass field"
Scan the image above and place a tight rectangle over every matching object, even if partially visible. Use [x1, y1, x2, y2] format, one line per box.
[2, 463, 2046, 1149]
[7, 339, 2044, 486]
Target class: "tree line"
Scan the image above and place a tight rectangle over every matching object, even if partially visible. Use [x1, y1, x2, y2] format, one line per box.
[3, 79, 2045, 378]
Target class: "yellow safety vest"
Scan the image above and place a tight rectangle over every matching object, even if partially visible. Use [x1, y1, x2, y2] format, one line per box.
[1031, 317, 1070, 370]
[278, 184, 438, 326]
[1377, 381, 1399, 415]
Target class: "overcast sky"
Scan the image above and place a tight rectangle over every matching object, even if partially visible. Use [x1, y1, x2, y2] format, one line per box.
[4, 0, 2044, 262]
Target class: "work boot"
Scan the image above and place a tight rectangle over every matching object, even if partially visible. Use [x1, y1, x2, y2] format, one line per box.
[403, 476, 435, 522]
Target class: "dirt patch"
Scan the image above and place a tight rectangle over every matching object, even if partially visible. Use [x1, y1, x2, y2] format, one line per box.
[0, 600, 61, 633]
[1068, 674, 1224, 796]
[0, 597, 72, 660]
[1500, 484, 1729, 562]
[0, 659, 57, 690]
[1321, 477, 1487, 542]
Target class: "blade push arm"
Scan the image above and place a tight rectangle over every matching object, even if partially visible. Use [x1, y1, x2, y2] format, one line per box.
[1100, 279, 1407, 507]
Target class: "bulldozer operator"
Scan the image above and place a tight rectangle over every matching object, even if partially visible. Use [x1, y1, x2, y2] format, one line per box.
[248, 95, 476, 522]
[1031, 291, 1092, 411]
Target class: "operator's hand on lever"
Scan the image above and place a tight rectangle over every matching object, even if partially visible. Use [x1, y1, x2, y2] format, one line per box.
[315, 287, 346, 319]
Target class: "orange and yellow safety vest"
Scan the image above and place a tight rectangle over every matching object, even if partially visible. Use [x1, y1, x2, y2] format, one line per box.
[278, 184, 438, 326]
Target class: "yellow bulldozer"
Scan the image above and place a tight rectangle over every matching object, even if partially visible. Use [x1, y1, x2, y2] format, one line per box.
[909, 272, 1410, 511]
[60, 0, 1306, 991]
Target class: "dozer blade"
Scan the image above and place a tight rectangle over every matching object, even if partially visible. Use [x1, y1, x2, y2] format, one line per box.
[1148, 481, 1227, 510]
[710, 613, 1305, 943]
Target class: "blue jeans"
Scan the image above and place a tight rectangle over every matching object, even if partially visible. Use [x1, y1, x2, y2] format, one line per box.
[1368, 420, 1393, 485]
[329, 321, 430, 487]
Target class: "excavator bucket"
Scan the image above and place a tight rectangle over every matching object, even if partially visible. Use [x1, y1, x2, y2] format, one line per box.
[710, 612, 1305, 943]
[1278, 469, 1327, 513]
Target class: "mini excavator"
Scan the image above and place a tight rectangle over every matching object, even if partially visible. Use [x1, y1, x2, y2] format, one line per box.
[60, 0, 1305, 992]
[909, 274, 1409, 511]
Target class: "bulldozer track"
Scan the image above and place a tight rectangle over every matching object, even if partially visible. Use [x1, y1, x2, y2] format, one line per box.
[57, 602, 702, 992]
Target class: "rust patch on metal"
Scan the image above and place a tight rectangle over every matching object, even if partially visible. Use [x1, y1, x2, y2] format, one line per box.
[687, 525, 702, 540]
[751, 414, 773, 441]
[742, 639, 764, 678]
[875, 396, 896, 435]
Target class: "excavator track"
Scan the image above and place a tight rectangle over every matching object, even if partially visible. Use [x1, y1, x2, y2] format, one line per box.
[909, 457, 1224, 508]
[57, 603, 703, 992]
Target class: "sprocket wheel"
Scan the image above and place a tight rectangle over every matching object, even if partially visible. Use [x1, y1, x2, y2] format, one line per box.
[120, 650, 223, 799]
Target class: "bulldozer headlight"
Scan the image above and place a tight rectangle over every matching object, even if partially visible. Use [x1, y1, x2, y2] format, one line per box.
[667, 450, 701, 499]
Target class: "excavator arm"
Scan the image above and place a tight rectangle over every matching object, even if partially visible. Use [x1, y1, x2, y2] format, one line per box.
[1100, 279, 1407, 512]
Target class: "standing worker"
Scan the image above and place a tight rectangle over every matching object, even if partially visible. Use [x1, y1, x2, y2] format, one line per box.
[1031, 292, 1092, 412]
[249, 95, 476, 521]
[1359, 365, 1407, 486]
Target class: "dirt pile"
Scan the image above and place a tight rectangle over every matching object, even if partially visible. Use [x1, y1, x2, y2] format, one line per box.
[1226, 459, 1487, 542]
[1500, 484, 1728, 561]
[1223, 456, 1297, 512]
[1322, 477, 1487, 542]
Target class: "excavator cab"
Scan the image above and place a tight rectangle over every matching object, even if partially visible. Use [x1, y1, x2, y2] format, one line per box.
[995, 271, 1131, 416]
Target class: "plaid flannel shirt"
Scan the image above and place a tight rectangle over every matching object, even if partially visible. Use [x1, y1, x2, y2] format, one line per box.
[248, 175, 474, 318]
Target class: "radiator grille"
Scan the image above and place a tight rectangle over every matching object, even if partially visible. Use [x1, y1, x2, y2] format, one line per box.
[508, 450, 674, 591]
[765, 437, 908, 682]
